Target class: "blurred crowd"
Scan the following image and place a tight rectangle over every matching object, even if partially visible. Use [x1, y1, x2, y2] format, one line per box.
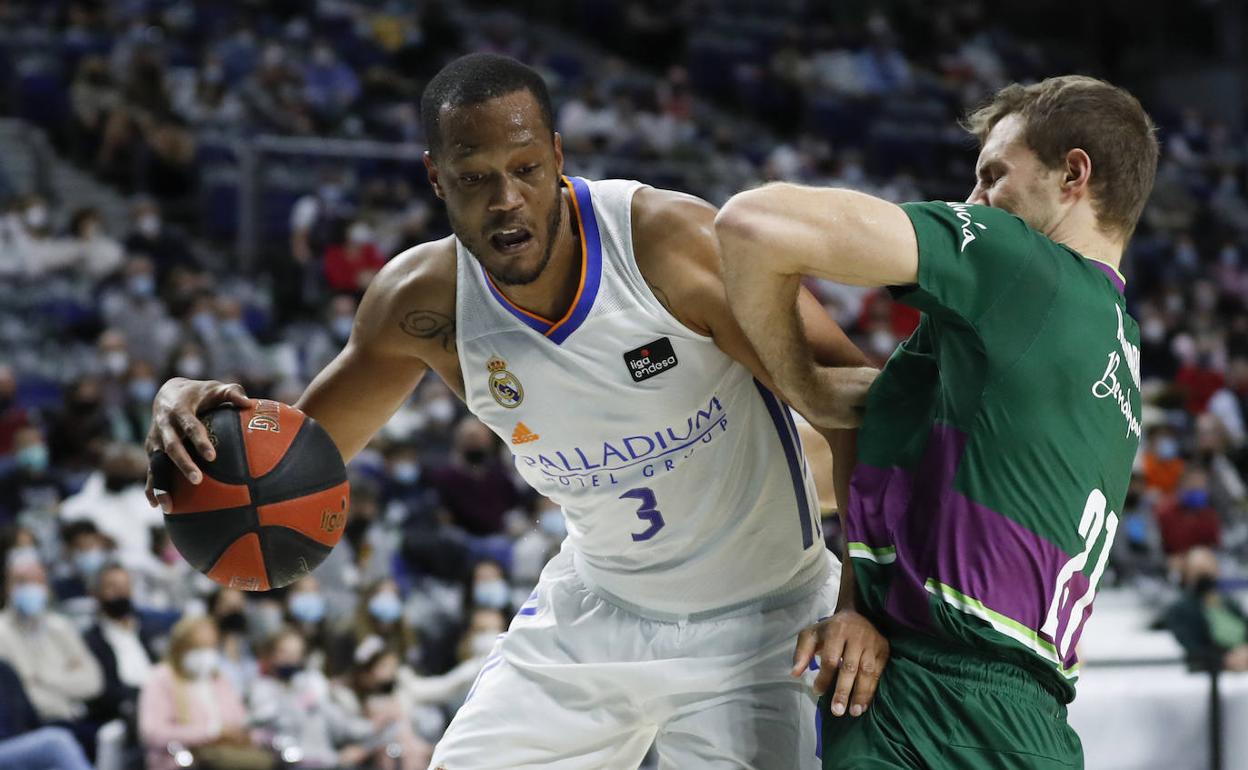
[0, 0, 1247, 767]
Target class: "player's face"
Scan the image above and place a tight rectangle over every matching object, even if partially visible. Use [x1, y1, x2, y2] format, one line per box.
[425, 91, 565, 286]
[967, 114, 1066, 236]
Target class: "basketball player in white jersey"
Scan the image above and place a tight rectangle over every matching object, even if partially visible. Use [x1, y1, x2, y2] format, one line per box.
[144, 54, 888, 769]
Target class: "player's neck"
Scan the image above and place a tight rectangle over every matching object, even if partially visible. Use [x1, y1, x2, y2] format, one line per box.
[492, 191, 581, 322]
[1049, 212, 1124, 273]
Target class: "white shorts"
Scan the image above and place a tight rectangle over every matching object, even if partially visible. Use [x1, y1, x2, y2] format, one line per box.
[429, 549, 840, 770]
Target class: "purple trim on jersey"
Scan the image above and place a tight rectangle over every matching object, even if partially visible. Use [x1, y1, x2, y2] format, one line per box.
[754, 381, 815, 549]
[846, 423, 1085, 668]
[480, 176, 603, 343]
[547, 176, 604, 345]
[1087, 260, 1125, 295]
[483, 275, 554, 334]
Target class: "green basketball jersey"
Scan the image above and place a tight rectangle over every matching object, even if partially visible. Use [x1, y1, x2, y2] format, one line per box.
[846, 201, 1142, 703]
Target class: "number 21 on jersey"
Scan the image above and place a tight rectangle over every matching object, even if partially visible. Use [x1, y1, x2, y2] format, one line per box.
[1042, 489, 1119, 660]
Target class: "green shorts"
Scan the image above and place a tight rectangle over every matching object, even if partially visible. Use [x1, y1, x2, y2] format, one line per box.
[819, 636, 1083, 769]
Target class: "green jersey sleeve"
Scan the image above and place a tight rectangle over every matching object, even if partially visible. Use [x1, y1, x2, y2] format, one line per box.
[895, 201, 1054, 330]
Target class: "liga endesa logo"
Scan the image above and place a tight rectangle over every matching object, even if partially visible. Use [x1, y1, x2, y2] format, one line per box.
[623, 337, 678, 383]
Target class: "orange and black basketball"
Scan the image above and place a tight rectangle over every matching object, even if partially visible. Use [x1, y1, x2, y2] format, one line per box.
[150, 400, 350, 591]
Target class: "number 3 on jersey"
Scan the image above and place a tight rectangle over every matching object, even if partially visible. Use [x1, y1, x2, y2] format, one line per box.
[621, 488, 665, 542]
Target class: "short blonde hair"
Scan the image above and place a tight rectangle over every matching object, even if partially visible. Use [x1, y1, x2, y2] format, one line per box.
[164, 615, 218, 679]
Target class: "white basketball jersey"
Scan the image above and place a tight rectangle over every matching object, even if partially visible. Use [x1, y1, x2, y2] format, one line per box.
[455, 176, 827, 616]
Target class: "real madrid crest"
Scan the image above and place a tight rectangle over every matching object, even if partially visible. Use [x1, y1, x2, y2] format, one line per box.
[486, 356, 524, 409]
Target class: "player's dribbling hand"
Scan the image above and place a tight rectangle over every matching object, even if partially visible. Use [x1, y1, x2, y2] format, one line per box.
[795, 366, 878, 429]
[144, 377, 253, 512]
[791, 609, 890, 718]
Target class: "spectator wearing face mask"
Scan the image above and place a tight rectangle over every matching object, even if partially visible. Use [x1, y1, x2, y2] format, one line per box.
[331, 639, 431, 770]
[329, 579, 419, 676]
[207, 588, 260, 694]
[1142, 426, 1186, 496]
[463, 559, 516, 618]
[47, 378, 114, 477]
[413, 560, 515, 676]
[119, 359, 158, 442]
[429, 416, 527, 538]
[1157, 467, 1222, 562]
[94, 328, 133, 389]
[283, 576, 333, 672]
[6, 194, 83, 277]
[384, 442, 438, 521]
[0, 425, 65, 524]
[1161, 547, 1248, 671]
[398, 606, 506, 736]
[0, 551, 103, 728]
[165, 339, 211, 381]
[249, 628, 374, 768]
[324, 219, 386, 295]
[60, 442, 162, 568]
[50, 520, 113, 605]
[295, 294, 359, 381]
[123, 198, 196, 287]
[100, 256, 182, 370]
[82, 563, 159, 749]
[67, 206, 124, 281]
[138, 615, 268, 770]
[512, 497, 566, 586]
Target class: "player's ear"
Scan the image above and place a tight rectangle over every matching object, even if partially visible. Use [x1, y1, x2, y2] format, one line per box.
[1063, 148, 1092, 200]
[553, 132, 564, 176]
[424, 151, 445, 200]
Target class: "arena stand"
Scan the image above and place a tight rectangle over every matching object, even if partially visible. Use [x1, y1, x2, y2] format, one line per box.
[0, 1, 1246, 768]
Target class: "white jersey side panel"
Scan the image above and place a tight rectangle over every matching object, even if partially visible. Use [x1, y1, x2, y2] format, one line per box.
[455, 176, 825, 616]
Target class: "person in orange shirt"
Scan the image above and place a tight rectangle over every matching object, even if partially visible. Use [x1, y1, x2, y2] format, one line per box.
[1143, 426, 1185, 495]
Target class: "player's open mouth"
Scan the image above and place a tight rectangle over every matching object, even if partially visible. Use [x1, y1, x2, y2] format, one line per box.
[490, 227, 534, 254]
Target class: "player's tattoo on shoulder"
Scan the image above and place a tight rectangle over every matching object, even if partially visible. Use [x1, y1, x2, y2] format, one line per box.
[400, 310, 456, 352]
[646, 280, 676, 316]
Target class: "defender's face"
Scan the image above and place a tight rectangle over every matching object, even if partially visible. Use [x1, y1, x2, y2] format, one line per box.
[967, 114, 1065, 235]
[425, 91, 564, 286]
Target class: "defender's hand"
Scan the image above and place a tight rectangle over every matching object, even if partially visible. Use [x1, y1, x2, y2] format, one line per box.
[791, 609, 890, 717]
[144, 378, 252, 510]
[794, 366, 878, 429]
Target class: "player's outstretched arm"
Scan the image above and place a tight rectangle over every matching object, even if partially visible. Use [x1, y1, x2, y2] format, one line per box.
[715, 184, 916, 427]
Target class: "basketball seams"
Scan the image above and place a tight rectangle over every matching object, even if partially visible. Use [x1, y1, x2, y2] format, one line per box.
[205, 406, 250, 484]
[163, 402, 349, 592]
[250, 417, 348, 506]
[255, 526, 274, 590]
[164, 505, 257, 572]
[261, 526, 333, 588]
[255, 481, 349, 548]
[239, 401, 308, 479]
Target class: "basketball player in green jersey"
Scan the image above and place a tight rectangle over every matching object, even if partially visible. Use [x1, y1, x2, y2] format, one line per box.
[717, 76, 1158, 768]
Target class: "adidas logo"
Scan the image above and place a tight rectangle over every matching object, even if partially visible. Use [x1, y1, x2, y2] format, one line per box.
[511, 422, 540, 444]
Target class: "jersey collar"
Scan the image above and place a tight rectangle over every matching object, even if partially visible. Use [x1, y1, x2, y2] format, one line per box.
[481, 175, 603, 344]
[1084, 257, 1126, 295]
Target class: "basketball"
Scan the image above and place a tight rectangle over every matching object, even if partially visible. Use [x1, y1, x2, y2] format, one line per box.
[151, 400, 350, 591]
